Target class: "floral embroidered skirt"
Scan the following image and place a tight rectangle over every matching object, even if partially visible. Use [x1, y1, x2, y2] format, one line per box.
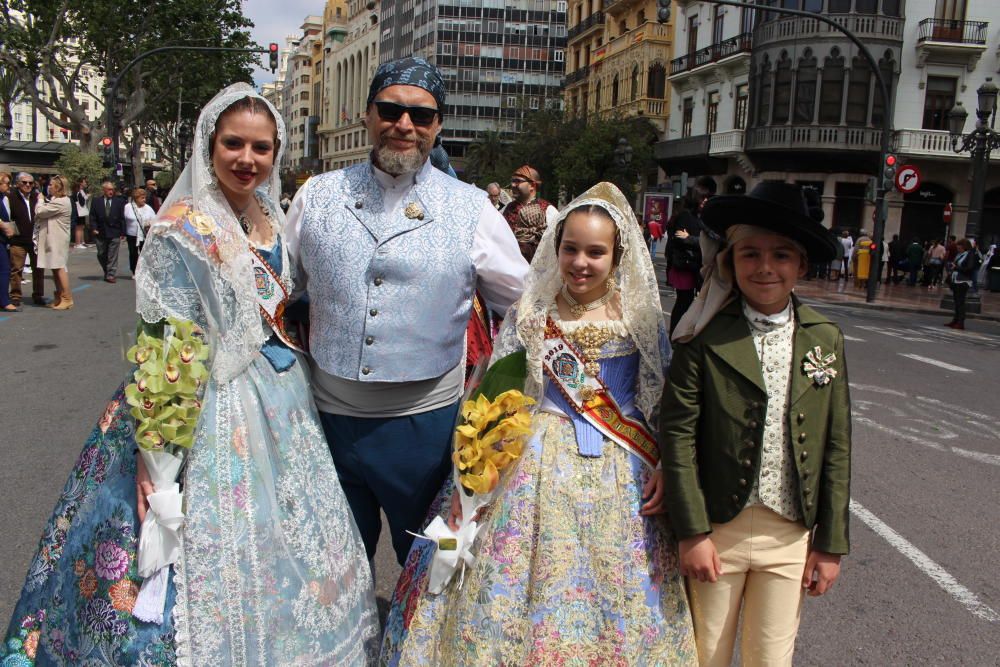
[380, 411, 697, 667]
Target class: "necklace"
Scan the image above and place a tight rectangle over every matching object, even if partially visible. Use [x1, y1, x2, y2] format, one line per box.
[233, 199, 254, 234]
[561, 284, 615, 318]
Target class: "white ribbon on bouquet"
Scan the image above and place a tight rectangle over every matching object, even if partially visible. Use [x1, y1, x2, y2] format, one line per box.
[132, 448, 185, 623]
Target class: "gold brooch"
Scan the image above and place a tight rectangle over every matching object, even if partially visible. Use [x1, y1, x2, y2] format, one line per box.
[404, 202, 424, 220]
[579, 385, 597, 402]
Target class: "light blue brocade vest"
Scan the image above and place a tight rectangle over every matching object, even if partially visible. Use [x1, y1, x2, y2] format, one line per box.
[298, 162, 484, 382]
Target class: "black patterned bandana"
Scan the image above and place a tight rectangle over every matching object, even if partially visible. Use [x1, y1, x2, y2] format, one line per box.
[366, 57, 447, 114]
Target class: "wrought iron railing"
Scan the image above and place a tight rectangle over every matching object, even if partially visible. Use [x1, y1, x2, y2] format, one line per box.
[568, 12, 605, 40]
[917, 18, 989, 45]
[564, 66, 591, 86]
[670, 32, 752, 76]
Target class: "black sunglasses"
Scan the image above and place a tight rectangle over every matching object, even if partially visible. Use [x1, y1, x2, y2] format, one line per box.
[374, 101, 440, 127]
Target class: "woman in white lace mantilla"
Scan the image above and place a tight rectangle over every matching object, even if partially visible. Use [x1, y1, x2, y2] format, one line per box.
[381, 182, 696, 666]
[1, 84, 378, 667]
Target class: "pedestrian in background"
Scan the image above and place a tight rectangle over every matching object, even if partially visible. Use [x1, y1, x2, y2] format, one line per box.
[0, 172, 18, 312]
[888, 233, 904, 283]
[947, 238, 979, 330]
[90, 180, 126, 283]
[905, 236, 923, 286]
[928, 239, 946, 287]
[838, 230, 853, 280]
[124, 187, 155, 275]
[34, 174, 74, 310]
[663, 182, 850, 667]
[503, 164, 560, 262]
[72, 177, 91, 248]
[666, 183, 709, 338]
[7, 172, 44, 306]
[144, 178, 162, 213]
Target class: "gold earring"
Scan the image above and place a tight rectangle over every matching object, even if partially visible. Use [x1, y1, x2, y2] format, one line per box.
[606, 276, 615, 291]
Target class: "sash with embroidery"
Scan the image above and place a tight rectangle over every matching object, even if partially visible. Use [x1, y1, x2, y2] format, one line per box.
[541, 317, 659, 469]
[249, 246, 303, 353]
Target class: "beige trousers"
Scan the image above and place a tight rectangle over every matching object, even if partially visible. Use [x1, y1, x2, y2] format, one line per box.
[687, 505, 810, 667]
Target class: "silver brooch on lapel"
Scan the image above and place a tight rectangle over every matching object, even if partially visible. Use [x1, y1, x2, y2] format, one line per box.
[802, 346, 837, 386]
[404, 202, 424, 220]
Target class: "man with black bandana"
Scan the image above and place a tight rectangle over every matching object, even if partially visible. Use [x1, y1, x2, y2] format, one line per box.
[285, 57, 528, 565]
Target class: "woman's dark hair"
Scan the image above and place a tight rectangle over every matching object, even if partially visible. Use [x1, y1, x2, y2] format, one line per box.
[210, 96, 281, 159]
[554, 204, 624, 266]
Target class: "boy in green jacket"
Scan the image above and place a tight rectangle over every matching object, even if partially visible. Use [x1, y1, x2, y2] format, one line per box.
[660, 182, 851, 667]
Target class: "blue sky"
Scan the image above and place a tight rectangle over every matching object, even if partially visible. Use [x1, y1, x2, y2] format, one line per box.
[244, 0, 323, 86]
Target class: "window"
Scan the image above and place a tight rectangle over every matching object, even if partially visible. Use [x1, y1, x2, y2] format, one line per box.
[872, 51, 895, 126]
[707, 90, 720, 133]
[612, 75, 619, 106]
[734, 84, 749, 129]
[507, 95, 517, 107]
[713, 6, 724, 45]
[554, 50, 564, 62]
[529, 97, 539, 110]
[772, 53, 792, 123]
[819, 49, 844, 123]
[687, 16, 699, 56]
[828, 0, 851, 12]
[922, 76, 957, 130]
[934, 0, 968, 21]
[631, 64, 640, 101]
[647, 64, 666, 99]
[488, 20, 498, 32]
[441, 42, 452, 55]
[682, 98, 694, 137]
[846, 56, 871, 126]
[754, 56, 772, 125]
[803, 0, 823, 12]
[882, 0, 902, 15]
[855, 0, 877, 13]
[794, 49, 818, 123]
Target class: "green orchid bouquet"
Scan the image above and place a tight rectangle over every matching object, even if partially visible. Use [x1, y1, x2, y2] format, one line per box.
[124, 318, 210, 451]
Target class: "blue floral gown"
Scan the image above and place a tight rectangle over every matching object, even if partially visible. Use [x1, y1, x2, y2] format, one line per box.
[1, 231, 378, 666]
[380, 318, 697, 666]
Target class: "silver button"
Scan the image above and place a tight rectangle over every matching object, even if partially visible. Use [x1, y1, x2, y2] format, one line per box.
[370, 308, 378, 316]
[365, 336, 374, 345]
[355, 201, 363, 209]
[374, 277, 383, 286]
[361, 367, 371, 375]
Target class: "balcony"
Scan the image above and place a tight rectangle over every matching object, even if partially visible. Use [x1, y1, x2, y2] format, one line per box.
[894, 128, 967, 161]
[568, 11, 605, 41]
[599, 97, 668, 122]
[564, 66, 591, 87]
[753, 14, 903, 49]
[595, 21, 671, 66]
[604, 0, 644, 14]
[915, 18, 989, 70]
[670, 32, 752, 77]
[653, 134, 730, 175]
[709, 129, 745, 156]
[744, 124, 881, 172]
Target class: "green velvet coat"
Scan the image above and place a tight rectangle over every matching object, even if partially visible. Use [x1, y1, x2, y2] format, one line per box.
[659, 297, 852, 555]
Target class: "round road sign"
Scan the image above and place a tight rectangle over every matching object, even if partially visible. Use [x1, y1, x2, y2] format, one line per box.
[895, 164, 921, 193]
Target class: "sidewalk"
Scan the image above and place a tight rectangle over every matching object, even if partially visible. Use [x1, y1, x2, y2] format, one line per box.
[792, 276, 1000, 322]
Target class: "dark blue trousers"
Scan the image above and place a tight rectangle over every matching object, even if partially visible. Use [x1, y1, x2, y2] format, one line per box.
[0, 243, 11, 309]
[319, 401, 459, 565]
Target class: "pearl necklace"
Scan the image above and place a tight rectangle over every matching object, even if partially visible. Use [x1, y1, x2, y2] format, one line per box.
[561, 284, 615, 318]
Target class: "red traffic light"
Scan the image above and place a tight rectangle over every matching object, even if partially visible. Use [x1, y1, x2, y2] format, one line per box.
[885, 154, 896, 166]
[101, 137, 112, 146]
[269, 42, 279, 52]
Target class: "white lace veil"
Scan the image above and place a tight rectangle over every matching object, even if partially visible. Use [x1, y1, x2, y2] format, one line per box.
[137, 83, 288, 382]
[495, 181, 669, 426]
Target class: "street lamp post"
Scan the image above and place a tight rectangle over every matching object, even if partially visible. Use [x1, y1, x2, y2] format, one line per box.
[177, 121, 192, 172]
[947, 77, 1000, 241]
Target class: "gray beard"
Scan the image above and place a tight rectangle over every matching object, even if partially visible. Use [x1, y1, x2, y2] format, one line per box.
[374, 145, 426, 175]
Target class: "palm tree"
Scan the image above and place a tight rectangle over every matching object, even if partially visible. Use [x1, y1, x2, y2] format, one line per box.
[0, 67, 25, 140]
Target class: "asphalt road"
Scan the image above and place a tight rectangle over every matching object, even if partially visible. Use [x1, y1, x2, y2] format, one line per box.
[2, 247, 999, 664]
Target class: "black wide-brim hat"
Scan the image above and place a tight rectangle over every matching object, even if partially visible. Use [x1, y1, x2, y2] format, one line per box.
[700, 182, 838, 262]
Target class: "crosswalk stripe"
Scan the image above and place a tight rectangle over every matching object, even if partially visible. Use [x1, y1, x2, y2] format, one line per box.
[842, 334, 866, 342]
[898, 353, 972, 373]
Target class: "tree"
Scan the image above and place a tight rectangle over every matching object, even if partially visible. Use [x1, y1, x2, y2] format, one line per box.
[54, 144, 105, 193]
[464, 130, 512, 188]
[0, 65, 24, 139]
[0, 0, 256, 153]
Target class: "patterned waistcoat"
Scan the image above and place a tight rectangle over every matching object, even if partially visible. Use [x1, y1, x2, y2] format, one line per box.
[298, 162, 484, 382]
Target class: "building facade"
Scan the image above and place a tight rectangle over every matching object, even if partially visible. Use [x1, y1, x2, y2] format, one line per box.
[279, 16, 324, 179]
[320, 0, 381, 171]
[657, 0, 1000, 247]
[563, 0, 675, 139]
[378, 0, 568, 169]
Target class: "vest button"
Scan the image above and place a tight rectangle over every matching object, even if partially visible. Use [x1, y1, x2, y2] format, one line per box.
[365, 336, 374, 345]
[748, 420, 759, 430]
[800, 451, 809, 461]
[798, 433, 807, 443]
[742, 458, 752, 468]
[731, 494, 740, 504]
[370, 308, 378, 317]
[355, 201, 363, 209]
[738, 478, 748, 487]
[374, 277, 383, 286]
[361, 367, 371, 375]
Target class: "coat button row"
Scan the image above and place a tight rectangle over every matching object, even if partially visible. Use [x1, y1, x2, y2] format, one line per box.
[797, 412, 805, 423]
[800, 451, 808, 461]
[798, 432, 807, 443]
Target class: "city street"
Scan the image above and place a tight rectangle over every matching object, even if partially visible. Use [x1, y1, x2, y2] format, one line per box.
[2, 248, 999, 664]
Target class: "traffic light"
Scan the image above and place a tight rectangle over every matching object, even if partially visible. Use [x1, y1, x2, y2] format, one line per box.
[865, 176, 878, 203]
[882, 153, 897, 192]
[657, 0, 671, 24]
[268, 43, 279, 73]
[101, 136, 113, 167]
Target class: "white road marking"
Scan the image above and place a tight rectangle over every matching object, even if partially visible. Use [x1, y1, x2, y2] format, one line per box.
[950, 447, 1000, 466]
[854, 416, 999, 466]
[914, 396, 996, 424]
[898, 354, 972, 373]
[849, 383, 907, 397]
[855, 325, 933, 343]
[850, 500, 1000, 624]
[843, 334, 866, 342]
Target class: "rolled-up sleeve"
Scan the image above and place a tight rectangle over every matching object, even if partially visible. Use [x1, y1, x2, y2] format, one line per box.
[472, 200, 528, 314]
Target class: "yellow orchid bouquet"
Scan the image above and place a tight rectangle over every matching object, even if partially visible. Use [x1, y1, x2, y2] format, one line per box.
[454, 390, 534, 495]
[422, 350, 534, 594]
